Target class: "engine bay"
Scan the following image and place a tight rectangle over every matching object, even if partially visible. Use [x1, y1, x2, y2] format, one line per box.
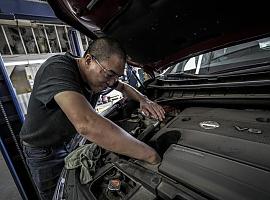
[59, 101, 270, 200]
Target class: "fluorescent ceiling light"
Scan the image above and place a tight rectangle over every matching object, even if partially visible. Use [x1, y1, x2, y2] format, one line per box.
[4, 59, 46, 66]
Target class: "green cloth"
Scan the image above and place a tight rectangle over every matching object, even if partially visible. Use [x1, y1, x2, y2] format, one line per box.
[64, 143, 101, 184]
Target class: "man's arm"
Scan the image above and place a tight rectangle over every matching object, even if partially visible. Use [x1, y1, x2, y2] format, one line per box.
[115, 80, 165, 121]
[54, 91, 161, 164]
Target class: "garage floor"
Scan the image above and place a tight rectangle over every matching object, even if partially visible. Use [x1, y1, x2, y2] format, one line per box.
[0, 152, 22, 200]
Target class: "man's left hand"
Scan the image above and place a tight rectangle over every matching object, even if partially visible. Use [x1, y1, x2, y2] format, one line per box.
[139, 97, 165, 121]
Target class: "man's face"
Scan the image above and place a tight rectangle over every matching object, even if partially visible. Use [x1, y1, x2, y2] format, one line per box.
[84, 54, 125, 92]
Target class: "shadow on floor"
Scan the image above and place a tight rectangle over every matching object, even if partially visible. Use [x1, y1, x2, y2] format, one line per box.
[0, 152, 22, 200]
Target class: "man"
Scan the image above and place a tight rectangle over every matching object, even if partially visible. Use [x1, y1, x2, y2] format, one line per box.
[20, 37, 165, 200]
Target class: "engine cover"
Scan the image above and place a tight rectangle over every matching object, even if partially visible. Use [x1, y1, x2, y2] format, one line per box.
[151, 107, 270, 200]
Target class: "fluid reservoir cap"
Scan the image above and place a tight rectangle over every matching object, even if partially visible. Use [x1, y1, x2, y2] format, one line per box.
[108, 179, 121, 191]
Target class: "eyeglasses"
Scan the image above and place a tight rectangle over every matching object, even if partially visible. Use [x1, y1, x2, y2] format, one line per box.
[91, 55, 122, 79]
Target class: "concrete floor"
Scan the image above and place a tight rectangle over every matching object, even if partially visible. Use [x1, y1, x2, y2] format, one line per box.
[0, 152, 22, 200]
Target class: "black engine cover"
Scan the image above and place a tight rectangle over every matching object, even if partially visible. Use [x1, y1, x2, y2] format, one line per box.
[152, 107, 270, 200]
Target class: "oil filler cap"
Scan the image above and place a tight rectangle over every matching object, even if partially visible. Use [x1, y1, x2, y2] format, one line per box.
[108, 179, 121, 191]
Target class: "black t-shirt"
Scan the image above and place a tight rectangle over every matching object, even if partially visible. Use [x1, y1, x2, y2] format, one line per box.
[20, 53, 100, 147]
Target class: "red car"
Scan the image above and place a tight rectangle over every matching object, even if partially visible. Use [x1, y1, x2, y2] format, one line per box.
[25, 1, 270, 199]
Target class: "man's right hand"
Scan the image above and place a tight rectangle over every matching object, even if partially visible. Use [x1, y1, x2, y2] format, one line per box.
[145, 149, 161, 165]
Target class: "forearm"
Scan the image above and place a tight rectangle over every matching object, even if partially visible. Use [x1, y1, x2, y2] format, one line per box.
[117, 81, 146, 102]
[79, 112, 157, 162]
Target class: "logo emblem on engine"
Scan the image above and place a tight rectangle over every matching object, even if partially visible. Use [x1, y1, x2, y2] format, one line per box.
[199, 121, 220, 129]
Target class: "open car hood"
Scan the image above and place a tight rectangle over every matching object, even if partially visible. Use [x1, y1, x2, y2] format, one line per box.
[47, 0, 270, 71]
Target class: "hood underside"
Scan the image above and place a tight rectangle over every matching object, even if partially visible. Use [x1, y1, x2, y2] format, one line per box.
[48, 0, 270, 71]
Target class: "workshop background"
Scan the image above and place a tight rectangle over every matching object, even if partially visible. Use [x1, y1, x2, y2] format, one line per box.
[0, 1, 145, 199]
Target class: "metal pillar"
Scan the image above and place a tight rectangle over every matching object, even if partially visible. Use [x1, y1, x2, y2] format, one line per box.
[0, 54, 39, 200]
[54, 25, 62, 52]
[68, 29, 84, 56]
[31, 27, 40, 54]
[43, 24, 52, 53]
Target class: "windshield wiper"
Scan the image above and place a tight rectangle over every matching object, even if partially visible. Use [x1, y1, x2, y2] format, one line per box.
[164, 72, 209, 79]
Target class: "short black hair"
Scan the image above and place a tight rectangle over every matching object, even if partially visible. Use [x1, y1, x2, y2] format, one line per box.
[84, 37, 126, 64]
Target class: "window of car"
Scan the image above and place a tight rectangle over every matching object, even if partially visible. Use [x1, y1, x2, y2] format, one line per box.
[166, 36, 270, 75]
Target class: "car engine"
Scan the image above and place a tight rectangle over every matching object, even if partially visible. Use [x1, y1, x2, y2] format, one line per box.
[59, 101, 270, 200]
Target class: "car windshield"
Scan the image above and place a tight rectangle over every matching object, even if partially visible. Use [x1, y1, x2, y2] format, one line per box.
[166, 36, 270, 75]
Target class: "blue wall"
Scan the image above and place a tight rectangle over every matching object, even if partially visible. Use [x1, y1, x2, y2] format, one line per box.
[0, 0, 58, 21]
